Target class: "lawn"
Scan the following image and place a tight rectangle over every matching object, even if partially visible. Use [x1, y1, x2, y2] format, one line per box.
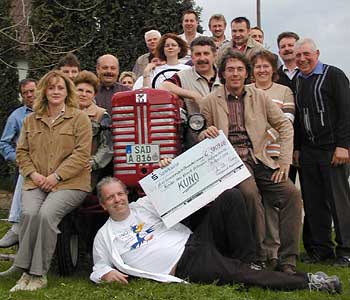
[0, 217, 349, 300]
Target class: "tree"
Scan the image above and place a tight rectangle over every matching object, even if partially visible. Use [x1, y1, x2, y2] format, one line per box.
[0, 0, 203, 186]
[0, 0, 19, 184]
[26, 0, 202, 78]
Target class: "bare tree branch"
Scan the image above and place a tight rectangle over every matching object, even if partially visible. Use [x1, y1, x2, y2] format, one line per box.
[53, 0, 103, 12]
[0, 56, 56, 70]
[0, 45, 20, 56]
[37, 36, 95, 55]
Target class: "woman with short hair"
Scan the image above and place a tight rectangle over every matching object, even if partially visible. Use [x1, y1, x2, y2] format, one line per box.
[248, 50, 296, 274]
[75, 70, 113, 189]
[119, 71, 136, 89]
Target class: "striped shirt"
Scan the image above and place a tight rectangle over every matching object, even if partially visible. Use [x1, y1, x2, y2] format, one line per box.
[226, 90, 252, 161]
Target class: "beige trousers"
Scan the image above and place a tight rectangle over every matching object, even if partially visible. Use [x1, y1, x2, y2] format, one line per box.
[14, 188, 87, 275]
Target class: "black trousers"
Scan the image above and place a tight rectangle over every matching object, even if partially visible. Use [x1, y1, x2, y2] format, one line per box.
[289, 166, 313, 254]
[175, 188, 308, 290]
[300, 146, 350, 257]
[288, 165, 299, 183]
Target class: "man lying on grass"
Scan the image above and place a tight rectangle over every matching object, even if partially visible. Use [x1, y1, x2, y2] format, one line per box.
[90, 172, 341, 294]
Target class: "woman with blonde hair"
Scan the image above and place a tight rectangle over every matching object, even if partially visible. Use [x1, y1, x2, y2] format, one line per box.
[119, 71, 137, 89]
[8, 70, 92, 292]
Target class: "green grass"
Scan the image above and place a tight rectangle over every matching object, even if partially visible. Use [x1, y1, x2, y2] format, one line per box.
[0, 220, 349, 300]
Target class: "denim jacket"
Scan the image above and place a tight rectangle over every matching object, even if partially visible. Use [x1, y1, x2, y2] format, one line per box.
[0, 105, 32, 161]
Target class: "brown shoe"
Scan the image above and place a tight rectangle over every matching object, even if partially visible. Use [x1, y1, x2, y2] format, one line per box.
[279, 264, 296, 275]
[267, 258, 278, 270]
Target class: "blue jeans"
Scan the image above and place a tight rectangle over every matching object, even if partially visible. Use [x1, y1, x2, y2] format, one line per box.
[8, 175, 23, 223]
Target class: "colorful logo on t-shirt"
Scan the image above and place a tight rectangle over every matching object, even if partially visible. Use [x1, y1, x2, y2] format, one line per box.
[130, 223, 155, 249]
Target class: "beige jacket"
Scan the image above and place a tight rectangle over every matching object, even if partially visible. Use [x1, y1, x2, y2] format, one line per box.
[17, 106, 92, 192]
[199, 85, 294, 169]
[177, 66, 221, 114]
[132, 53, 151, 78]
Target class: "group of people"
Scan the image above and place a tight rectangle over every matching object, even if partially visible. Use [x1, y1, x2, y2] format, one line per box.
[0, 8, 349, 295]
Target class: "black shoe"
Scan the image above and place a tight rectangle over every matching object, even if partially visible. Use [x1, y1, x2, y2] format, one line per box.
[308, 271, 342, 294]
[301, 252, 334, 264]
[333, 256, 350, 267]
[301, 253, 320, 264]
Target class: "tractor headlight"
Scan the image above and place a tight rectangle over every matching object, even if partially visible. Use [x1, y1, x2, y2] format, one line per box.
[188, 113, 205, 131]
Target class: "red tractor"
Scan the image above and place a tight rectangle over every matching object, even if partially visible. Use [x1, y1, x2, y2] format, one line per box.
[112, 88, 183, 198]
[55, 88, 204, 275]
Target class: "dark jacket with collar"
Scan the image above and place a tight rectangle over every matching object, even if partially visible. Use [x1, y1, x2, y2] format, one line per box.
[277, 66, 299, 95]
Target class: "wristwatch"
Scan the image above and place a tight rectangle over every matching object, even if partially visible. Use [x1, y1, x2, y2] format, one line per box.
[54, 172, 62, 182]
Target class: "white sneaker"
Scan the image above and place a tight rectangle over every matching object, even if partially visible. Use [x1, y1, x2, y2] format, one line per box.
[308, 271, 342, 294]
[24, 275, 48, 291]
[9, 272, 32, 292]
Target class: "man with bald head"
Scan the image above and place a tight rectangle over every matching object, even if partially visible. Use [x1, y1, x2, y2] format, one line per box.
[95, 54, 129, 115]
[133, 30, 161, 78]
[294, 38, 350, 266]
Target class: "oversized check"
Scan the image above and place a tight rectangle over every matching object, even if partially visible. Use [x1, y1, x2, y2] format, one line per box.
[139, 131, 251, 228]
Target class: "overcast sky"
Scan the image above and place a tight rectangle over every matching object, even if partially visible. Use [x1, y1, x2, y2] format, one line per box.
[195, 0, 350, 76]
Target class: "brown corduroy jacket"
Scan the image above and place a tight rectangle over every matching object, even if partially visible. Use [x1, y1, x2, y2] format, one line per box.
[16, 105, 92, 192]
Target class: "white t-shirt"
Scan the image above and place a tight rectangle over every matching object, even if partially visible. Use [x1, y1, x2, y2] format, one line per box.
[178, 32, 204, 64]
[133, 63, 191, 90]
[110, 206, 190, 275]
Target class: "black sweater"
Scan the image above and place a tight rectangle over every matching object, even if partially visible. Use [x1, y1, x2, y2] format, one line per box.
[295, 64, 350, 150]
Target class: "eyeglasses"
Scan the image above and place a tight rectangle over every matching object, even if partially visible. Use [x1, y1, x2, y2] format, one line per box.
[224, 67, 246, 73]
